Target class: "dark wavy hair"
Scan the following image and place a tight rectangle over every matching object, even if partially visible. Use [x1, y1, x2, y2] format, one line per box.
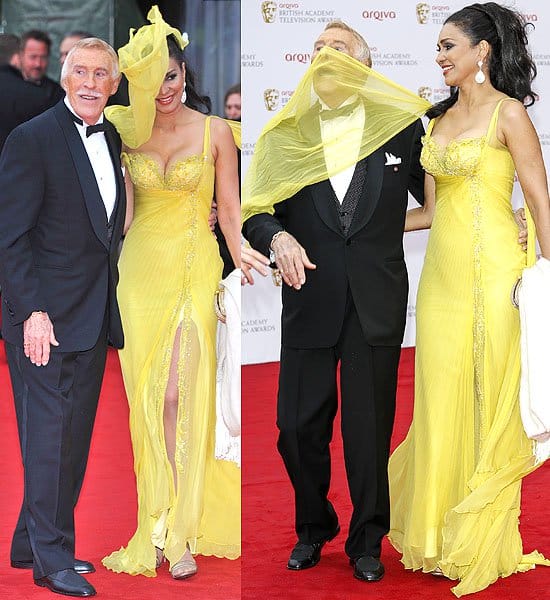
[167, 35, 211, 114]
[427, 2, 537, 119]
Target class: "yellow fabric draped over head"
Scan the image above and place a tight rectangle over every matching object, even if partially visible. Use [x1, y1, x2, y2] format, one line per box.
[105, 5, 188, 149]
[242, 46, 431, 223]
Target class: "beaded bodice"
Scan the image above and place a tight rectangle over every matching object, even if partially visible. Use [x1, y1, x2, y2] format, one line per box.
[123, 152, 212, 193]
[420, 136, 485, 178]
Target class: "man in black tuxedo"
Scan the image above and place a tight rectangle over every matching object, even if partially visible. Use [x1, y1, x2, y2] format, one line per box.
[243, 21, 425, 582]
[0, 38, 125, 598]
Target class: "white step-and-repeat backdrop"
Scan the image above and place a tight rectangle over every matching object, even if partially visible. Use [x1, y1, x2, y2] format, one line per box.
[242, 0, 550, 364]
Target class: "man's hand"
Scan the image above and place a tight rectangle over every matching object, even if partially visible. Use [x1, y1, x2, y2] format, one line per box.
[23, 311, 59, 366]
[241, 246, 270, 285]
[515, 207, 528, 251]
[209, 201, 218, 233]
[271, 232, 316, 290]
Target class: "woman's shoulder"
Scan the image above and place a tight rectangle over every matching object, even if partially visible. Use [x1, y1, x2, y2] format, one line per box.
[209, 116, 239, 147]
[497, 96, 529, 126]
[498, 95, 526, 111]
[209, 115, 233, 133]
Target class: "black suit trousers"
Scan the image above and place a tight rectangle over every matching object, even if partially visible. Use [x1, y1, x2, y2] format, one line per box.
[277, 293, 400, 558]
[6, 313, 108, 579]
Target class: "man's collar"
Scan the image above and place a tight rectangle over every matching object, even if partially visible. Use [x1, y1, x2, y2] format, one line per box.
[319, 93, 360, 112]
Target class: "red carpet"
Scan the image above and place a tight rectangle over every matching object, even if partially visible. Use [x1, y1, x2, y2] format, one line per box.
[0, 343, 240, 600]
[242, 348, 550, 600]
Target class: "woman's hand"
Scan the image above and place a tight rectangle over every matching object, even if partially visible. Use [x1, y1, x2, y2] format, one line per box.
[241, 245, 270, 285]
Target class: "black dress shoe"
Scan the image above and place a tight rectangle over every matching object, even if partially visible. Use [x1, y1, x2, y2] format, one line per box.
[287, 525, 340, 570]
[34, 569, 96, 597]
[350, 555, 385, 582]
[11, 558, 95, 574]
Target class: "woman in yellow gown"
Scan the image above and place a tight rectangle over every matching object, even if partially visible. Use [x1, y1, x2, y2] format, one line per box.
[389, 3, 550, 596]
[102, 8, 241, 578]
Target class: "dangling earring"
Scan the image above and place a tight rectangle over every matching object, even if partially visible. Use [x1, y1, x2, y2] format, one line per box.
[475, 60, 486, 84]
[181, 82, 187, 104]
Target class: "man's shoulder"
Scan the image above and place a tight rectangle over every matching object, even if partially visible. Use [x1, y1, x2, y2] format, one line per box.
[0, 70, 62, 118]
[10, 102, 60, 139]
[0, 64, 24, 81]
[0, 65, 32, 95]
[41, 75, 63, 91]
[37, 76, 65, 104]
[380, 118, 424, 149]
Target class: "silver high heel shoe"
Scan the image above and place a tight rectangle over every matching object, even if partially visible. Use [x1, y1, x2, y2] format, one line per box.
[170, 547, 198, 580]
[155, 547, 164, 568]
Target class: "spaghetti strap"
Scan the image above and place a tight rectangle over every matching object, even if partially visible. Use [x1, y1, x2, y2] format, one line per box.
[425, 117, 436, 137]
[487, 97, 517, 139]
[202, 116, 212, 157]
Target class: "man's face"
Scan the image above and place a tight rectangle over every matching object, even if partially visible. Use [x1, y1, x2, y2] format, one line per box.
[311, 28, 367, 107]
[225, 93, 241, 120]
[20, 39, 49, 83]
[62, 47, 119, 125]
[60, 35, 83, 67]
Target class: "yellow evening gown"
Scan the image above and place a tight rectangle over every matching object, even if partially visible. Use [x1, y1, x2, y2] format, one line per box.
[102, 116, 240, 577]
[388, 98, 549, 596]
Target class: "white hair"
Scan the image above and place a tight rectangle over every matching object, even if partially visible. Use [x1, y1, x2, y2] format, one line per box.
[324, 20, 372, 67]
[60, 37, 119, 85]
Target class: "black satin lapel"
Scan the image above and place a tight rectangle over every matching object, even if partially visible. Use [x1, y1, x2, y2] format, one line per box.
[54, 103, 109, 249]
[348, 148, 385, 237]
[104, 121, 125, 243]
[298, 106, 344, 237]
[310, 179, 343, 236]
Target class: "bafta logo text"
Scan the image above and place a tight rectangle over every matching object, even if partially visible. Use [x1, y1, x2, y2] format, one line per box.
[416, 3, 430, 24]
[261, 1, 277, 24]
[264, 88, 280, 111]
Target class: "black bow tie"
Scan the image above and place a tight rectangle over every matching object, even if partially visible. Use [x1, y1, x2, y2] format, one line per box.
[85, 123, 107, 137]
[319, 101, 360, 121]
[67, 107, 107, 137]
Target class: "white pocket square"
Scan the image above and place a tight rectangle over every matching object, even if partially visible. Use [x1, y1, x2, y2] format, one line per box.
[385, 152, 402, 166]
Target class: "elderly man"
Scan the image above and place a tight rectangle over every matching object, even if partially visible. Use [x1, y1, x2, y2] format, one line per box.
[243, 20, 426, 582]
[0, 38, 125, 597]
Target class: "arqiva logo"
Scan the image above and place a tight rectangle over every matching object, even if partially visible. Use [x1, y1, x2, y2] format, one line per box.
[362, 9, 397, 20]
[284, 52, 311, 63]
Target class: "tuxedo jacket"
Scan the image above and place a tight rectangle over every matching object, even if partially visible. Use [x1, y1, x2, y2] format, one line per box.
[243, 117, 425, 349]
[0, 101, 126, 351]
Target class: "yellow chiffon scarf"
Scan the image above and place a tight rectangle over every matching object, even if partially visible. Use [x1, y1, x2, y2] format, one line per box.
[242, 46, 431, 223]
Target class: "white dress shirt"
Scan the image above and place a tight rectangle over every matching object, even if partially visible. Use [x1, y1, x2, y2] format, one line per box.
[319, 95, 365, 203]
[64, 98, 116, 220]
